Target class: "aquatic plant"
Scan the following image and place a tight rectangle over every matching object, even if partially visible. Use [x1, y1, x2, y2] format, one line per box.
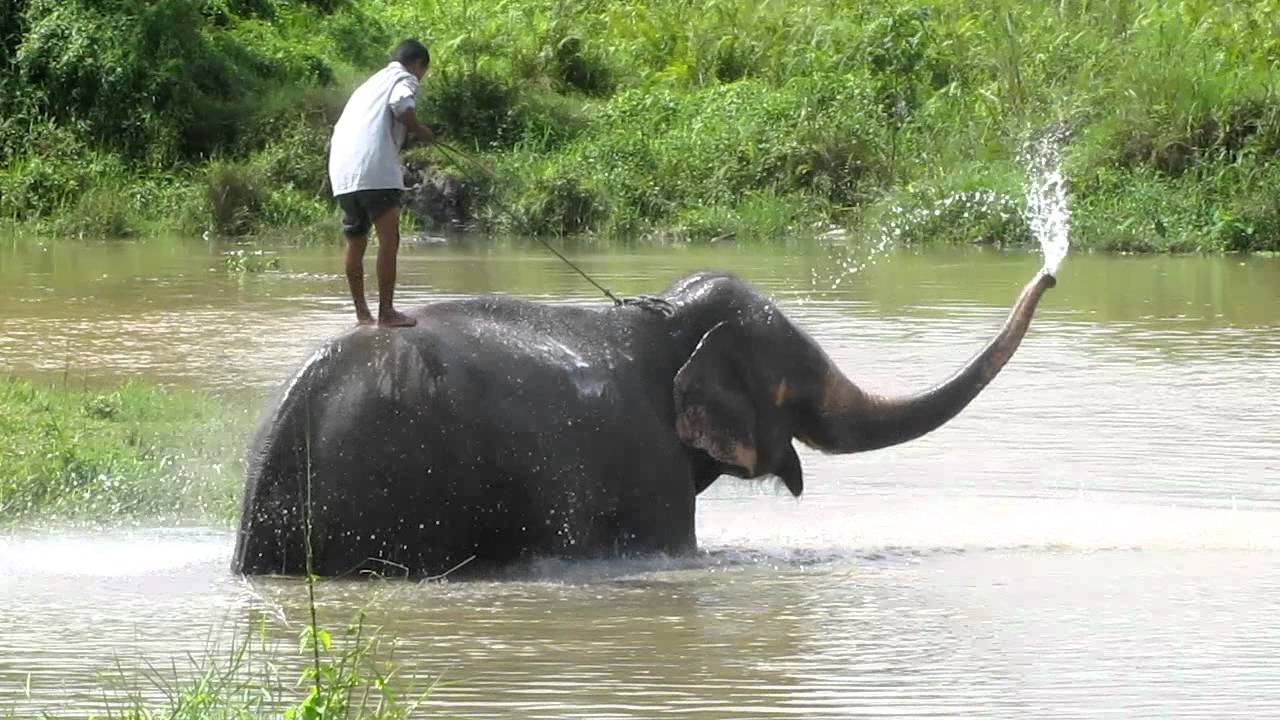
[223, 249, 283, 274]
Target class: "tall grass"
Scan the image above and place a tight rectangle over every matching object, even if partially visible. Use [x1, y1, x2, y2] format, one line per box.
[2, 0, 1277, 250]
[368, 0, 1280, 249]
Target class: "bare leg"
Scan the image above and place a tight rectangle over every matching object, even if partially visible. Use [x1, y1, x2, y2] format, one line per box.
[344, 234, 375, 325]
[371, 206, 417, 328]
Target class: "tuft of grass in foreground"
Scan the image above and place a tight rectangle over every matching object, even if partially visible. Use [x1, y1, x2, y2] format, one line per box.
[75, 611, 430, 719]
[0, 379, 246, 525]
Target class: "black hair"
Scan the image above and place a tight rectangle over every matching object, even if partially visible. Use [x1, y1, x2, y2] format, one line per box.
[391, 39, 430, 68]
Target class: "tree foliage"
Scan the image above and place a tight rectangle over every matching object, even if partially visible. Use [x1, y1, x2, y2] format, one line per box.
[16, 0, 293, 162]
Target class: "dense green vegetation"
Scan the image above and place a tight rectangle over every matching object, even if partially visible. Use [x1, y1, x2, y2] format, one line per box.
[1, 0, 1277, 251]
[0, 379, 244, 523]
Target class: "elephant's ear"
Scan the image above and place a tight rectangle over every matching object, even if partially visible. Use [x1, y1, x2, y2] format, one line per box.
[674, 322, 759, 476]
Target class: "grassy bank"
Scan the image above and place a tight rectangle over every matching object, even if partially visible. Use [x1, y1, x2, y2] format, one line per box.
[1, 0, 1277, 251]
[0, 379, 245, 524]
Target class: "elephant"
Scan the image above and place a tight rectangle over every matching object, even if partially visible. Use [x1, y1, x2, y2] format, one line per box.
[232, 268, 1055, 577]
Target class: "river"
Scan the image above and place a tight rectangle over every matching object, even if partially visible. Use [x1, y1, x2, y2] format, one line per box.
[1, 235, 1278, 717]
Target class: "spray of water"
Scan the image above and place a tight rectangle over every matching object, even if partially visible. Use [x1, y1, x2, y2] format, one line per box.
[809, 188, 1022, 292]
[1021, 129, 1072, 276]
[809, 224, 891, 292]
[812, 127, 1071, 291]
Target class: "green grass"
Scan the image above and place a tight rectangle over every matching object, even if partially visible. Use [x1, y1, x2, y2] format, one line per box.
[25, 611, 432, 719]
[0, 379, 246, 525]
[1, 0, 1278, 251]
[80, 614, 431, 720]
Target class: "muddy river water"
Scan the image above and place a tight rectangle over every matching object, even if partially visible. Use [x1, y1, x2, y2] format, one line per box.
[0, 236, 1277, 717]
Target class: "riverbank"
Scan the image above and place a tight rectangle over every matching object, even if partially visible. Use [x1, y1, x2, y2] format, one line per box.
[0, 379, 244, 525]
[2, 0, 1278, 252]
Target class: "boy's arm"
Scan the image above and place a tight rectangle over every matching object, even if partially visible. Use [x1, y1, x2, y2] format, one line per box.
[389, 78, 433, 144]
[396, 107, 434, 144]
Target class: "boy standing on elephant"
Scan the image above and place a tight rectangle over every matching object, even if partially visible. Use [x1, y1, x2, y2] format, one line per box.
[328, 38, 435, 327]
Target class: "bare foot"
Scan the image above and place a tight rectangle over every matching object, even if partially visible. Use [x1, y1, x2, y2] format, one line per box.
[356, 312, 376, 326]
[378, 309, 418, 328]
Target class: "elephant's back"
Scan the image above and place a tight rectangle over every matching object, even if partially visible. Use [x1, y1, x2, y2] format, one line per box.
[297, 299, 660, 429]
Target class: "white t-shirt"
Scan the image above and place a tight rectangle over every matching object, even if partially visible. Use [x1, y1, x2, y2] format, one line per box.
[328, 62, 419, 195]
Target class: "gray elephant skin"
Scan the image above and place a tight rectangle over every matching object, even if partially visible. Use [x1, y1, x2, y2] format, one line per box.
[233, 270, 1056, 577]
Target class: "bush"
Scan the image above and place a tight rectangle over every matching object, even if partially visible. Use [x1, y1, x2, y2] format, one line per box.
[249, 113, 332, 197]
[1065, 153, 1280, 254]
[4, 0, 1280, 250]
[0, 121, 127, 220]
[509, 33, 615, 97]
[871, 165, 1033, 248]
[0, 0, 24, 64]
[501, 74, 885, 237]
[315, 3, 394, 69]
[548, 35, 614, 96]
[1211, 174, 1280, 253]
[670, 190, 813, 243]
[56, 186, 141, 239]
[422, 70, 523, 148]
[12, 0, 324, 164]
[258, 187, 332, 230]
[762, 123, 881, 207]
[513, 173, 605, 236]
[125, 175, 209, 234]
[206, 161, 266, 236]
[507, 88, 591, 150]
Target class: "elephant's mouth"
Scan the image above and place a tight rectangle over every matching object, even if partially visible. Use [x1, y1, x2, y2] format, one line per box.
[677, 405, 759, 475]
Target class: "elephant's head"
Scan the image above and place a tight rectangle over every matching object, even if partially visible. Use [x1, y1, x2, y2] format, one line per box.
[667, 270, 1056, 496]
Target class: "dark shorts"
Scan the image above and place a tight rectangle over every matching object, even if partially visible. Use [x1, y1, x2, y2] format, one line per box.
[336, 189, 402, 238]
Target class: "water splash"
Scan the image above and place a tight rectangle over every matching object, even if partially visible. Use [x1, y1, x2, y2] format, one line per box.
[809, 186, 1031, 293]
[1021, 128, 1072, 276]
[809, 224, 890, 292]
[812, 127, 1071, 291]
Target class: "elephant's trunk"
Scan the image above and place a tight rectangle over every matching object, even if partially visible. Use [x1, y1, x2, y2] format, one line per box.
[806, 270, 1056, 454]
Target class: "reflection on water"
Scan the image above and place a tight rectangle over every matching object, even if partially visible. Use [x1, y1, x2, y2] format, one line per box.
[0, 237, 1278, 717]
